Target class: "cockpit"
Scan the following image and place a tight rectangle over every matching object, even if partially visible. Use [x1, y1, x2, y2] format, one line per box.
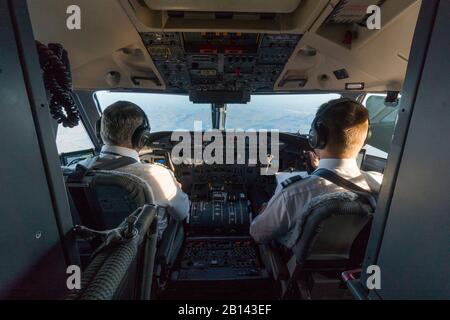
[1, 0, 449, 303]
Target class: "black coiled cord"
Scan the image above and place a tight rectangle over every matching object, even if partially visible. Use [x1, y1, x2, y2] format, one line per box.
[36, 41, 80, 128]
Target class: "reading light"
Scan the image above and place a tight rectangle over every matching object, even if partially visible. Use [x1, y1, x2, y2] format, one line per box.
[345, 82, 365, 90]
[298, 46, 317, 57]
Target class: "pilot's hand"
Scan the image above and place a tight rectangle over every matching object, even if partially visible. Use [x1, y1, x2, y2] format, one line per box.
[307, 151, 320, 171]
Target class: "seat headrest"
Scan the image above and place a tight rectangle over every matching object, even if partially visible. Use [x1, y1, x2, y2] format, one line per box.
[65, 169, 155, 229]
[91, 170, 154, 204]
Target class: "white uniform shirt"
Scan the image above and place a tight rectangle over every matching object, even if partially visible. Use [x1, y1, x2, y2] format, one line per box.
[249, 158, 383, 248]
[98, 145, 189, 222]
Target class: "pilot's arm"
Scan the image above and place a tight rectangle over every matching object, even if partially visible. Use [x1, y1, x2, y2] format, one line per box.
[145, 165, 190, 221]
[250, 191, 291, 244]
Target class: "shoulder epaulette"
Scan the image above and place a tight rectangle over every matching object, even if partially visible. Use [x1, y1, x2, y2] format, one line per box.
[281, 175, 304, 189]
[153, 162, 169, 169]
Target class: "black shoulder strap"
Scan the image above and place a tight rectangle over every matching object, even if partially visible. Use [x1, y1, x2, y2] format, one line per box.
[67, 156, 138, 182]
[312, 168, 378, 210]
[90, 156, 138, 171]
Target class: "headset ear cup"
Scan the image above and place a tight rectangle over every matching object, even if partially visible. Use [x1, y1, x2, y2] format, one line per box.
[131, 127, 143, 149]
[131, 109, 151, 149]
[308, 128, 318, 149]
[96, 118, 103, 144]
[139, 131, 152, 149]
[132, 127, 152, 149]
[365, 127, 372, 145]
[311, 123, 327, 150]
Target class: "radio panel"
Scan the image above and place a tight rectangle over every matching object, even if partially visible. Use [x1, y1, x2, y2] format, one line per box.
[174, 237, 269, 281]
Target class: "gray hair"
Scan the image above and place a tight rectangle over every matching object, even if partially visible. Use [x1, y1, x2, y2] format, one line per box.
[100, 101, 145, 147]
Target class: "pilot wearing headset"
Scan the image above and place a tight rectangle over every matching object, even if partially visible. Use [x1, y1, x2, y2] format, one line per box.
[95, 100, 189, 228]
[250, 98, 383, 247]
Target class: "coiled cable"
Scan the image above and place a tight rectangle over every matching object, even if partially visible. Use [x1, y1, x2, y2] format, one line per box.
[36, 41, 80, 128]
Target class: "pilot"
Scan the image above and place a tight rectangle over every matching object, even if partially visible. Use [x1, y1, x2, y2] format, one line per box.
[97, 101, 189, 226]
[250, 98, 383, 247]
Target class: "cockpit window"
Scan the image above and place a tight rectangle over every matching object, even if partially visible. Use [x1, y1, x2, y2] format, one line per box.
[56, 122, 94, 154]
[95, 91, 212, 131]
[363, 93, 401, 157]
[95, 91, 341, 133]
[226, 94, 341, 132]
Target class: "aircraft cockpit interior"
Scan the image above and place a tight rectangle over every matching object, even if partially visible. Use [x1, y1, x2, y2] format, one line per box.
[1, 0, 449, 304]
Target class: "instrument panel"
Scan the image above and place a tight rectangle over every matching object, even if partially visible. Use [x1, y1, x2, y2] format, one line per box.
[141, 131, 311, 176]
[141, 131, 310, 287]
[140, 131, 312, 232]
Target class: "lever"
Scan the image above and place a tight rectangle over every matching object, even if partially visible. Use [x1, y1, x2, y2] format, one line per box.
[124, 215, 139, 239]
[73, 207, 143, 257]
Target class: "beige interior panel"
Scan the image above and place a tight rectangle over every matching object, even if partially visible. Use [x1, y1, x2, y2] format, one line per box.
[121, 0, 330, 33]
[275, 0, 421, 92]
[27, 0, 421, 92]
[27, 0, 164, 90]
[144, 0, 302, 13]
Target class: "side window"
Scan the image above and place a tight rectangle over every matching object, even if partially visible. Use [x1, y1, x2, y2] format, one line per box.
[363, 93, 401, 158]
[366, 95, 388, 120]
[381, 109, 399, 123]
[56, 122, 94, 154]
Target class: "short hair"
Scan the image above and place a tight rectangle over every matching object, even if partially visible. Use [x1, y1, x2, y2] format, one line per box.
[317, 99, 369, 154]
[100, 101, 145, 147]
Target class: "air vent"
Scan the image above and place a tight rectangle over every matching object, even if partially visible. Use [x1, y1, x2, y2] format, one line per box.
[215, 12, 233, 19]
[168, 11, 185, 18]
[260, 13, 276, 20]
[327, 0, 384, 24]
[172, 11, 279, 22]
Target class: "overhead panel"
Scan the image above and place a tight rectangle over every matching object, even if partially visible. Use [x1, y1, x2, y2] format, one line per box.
[140, 32, 301, 101]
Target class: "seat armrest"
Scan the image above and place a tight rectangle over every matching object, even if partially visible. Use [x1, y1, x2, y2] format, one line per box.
[156, 219, 184, 267]
[259, 243, 290, 281]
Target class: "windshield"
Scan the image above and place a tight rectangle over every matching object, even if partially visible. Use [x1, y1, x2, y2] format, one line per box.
[56, 122, 94, 154]
[227, 94, 340, 132]
[96, 91, 212, 131]
[95, 91, 340, 133]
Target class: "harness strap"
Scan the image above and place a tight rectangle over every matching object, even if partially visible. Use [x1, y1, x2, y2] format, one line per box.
[312, 168, 378, 211]
[67, 156, 138, 182]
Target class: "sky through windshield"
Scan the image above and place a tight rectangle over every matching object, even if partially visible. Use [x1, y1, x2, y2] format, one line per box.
[95, 92, 340, 133]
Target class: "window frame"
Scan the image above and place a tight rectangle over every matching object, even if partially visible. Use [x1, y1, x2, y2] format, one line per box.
[360, 92, 401, 159]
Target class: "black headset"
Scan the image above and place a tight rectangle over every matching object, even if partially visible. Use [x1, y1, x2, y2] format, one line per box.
[308, 98, 371, 150]
[96, 106, 151, 149]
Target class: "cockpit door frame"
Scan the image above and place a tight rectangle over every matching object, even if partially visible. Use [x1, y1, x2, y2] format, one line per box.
[356, 0, 449, 300]
[0, 0, 79, 298]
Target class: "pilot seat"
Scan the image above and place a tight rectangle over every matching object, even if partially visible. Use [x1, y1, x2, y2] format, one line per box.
[271, 191, 375, 299]
[63, 156, 184, 297]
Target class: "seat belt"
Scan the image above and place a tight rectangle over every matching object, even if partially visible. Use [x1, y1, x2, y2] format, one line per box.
[312, 168, 378, 210]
